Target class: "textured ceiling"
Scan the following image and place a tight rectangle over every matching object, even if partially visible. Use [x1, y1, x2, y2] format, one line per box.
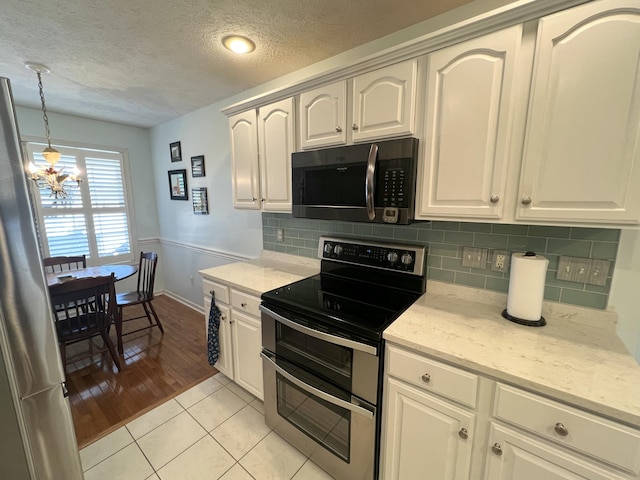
[0, 0, 472, 128]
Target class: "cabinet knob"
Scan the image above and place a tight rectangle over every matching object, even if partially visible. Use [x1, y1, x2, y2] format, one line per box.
[490, 194, 500, 204]
[521, 196, 532, 205]
[252, 197, 257, 202]
[491, 443, 503, 456]
[352, 123, 359, 131]
[335, 126, 342, 133]
[421, 373, 431, 384]
[241, 302, 247, 308]
[554, 422, 569, 436]
[220, 315, 226, 321]
[261, 198, 265, 202]
[458, 428, 469, 440]
[229, 319, 234, 324]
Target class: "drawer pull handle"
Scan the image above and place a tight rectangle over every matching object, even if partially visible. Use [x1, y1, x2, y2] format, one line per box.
[491, 443, 503, 456]
[458, 428, 468, 440]
[241, 302, 247, 307]
[421, 373, 431, 384]
[554, 422, 569, 436]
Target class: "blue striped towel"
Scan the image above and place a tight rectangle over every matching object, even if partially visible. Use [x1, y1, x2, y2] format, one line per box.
[207, 292, 221, 366]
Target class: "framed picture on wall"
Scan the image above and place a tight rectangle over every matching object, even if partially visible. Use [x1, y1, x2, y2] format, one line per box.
[191, 155, 205, 177]
[168, 169, 188, 200]
[170, 141, 182, 162]
[192, 187, 209, 214]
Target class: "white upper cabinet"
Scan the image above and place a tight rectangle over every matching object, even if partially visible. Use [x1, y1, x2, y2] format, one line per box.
[516, 0, 640, 225]
[258, 98, 295, 211]
[352, 60, 418, 143]
[298, 59, 418, 149]
[416, 25, 522, 220]
[299, 81, 347, 149]
[229, 98, 294, 211]
[229, 110, 260, 209]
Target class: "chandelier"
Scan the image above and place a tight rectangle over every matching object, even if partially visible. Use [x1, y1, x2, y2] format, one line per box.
[25, 63, 81, 199]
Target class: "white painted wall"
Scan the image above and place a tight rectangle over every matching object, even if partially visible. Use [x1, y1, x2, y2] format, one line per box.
[610, 230, 640, 363]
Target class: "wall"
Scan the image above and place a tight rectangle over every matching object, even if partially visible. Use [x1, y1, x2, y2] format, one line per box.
[610, 230, 640, 361]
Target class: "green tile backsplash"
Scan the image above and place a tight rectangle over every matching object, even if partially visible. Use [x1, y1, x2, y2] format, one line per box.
[262, 213, 620, 310]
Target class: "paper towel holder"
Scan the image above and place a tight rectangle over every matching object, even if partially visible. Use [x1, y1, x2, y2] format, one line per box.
[502, 251, 547, 327]
[501, 309, 546, 327]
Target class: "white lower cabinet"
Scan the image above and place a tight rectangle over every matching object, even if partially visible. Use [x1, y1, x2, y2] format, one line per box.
[382, 377, 475, 480]
[382, 344, 640, 480]
[485, 423, 628, 480]
[381, 344, 477, 480]
[202, 278, 264, 400]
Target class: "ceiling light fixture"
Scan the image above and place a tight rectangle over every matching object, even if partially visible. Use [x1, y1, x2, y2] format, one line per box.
[24, 62, 81, 199]
[222, 35, 256, 54]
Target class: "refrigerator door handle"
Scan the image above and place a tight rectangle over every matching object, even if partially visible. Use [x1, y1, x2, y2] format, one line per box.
[62, 382, 69, 398]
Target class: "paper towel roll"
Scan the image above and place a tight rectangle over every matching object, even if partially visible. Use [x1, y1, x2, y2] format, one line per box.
[506, 252, 549, 322]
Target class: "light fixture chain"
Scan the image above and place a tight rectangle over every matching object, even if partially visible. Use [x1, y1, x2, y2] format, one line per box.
[36, 71, 52, 148]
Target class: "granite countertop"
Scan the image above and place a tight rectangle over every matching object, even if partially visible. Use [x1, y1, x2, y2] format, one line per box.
[199, 251, 319, 296]
[385, 284, 640, 428]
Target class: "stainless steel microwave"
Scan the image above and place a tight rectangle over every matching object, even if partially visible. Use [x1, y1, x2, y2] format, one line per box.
[291, 137, 419, 224]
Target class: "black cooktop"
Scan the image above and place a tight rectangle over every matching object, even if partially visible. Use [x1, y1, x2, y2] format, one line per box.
[261, 273, 421, 343]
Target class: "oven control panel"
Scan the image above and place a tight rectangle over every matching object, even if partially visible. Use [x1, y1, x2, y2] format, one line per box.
[319, 236, 425, 275]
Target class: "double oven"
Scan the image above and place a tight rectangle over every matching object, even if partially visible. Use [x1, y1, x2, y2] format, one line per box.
[260, 236, 426, 480]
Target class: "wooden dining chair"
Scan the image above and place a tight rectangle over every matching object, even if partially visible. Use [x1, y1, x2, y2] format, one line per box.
[44, 255, 87, 274]
[49, 274, 121, 372]
[115, 251, 163, 354]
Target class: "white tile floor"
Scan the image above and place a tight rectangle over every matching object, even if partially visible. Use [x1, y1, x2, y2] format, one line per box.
[79, 373, 336, 480]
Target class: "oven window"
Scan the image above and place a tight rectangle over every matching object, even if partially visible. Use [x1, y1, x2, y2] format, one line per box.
[276, 323, 352, 392]
[276, 372, 350, 462]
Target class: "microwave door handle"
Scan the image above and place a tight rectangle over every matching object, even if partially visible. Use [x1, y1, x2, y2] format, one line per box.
[261, 350, 375, 420]
[365, 143, 378, 220]
[259, 305, 377, 355]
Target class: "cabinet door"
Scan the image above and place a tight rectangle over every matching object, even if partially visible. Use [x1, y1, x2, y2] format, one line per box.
[485, 424, 627, 480]
[381, 377, 474, 480]
[517, 0, 640, 225]
[416, 25, 522, 220]
[352, 59, 417, 142]
[229, 110, 260, 209]
[231, 310, 263, 400]
[299, 81, 347, 149]
[258, 98, 295, 212]
[204, 297, 233, 379]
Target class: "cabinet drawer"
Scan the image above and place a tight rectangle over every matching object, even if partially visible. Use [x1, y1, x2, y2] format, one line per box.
[231, 289, 261, 317]
[202, 278, 230, 305]
[494, 383, 640, 474]
[386, 344, 478, 408]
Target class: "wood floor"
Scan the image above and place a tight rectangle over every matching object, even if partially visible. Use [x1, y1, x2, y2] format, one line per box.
[65, 294, 217, 448]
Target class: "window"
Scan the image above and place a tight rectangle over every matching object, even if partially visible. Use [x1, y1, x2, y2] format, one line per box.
[25, 142, 136, 265]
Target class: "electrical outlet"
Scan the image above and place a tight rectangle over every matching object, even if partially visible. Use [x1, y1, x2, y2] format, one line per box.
[491, 250, 509, 273]
[276, 228, 284, 242]
[461, 247, 488, 269]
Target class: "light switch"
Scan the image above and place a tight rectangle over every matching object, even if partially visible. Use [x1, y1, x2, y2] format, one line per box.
[556, 256, 610, 286]
[461, 247, 488, 269]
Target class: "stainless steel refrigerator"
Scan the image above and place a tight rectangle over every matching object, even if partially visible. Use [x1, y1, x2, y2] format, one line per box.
[0, 77, 83, 478]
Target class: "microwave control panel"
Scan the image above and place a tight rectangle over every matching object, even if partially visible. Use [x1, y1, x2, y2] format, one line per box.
[381, 166, 406, 208]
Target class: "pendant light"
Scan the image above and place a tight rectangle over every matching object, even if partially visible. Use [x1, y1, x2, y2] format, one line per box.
[25, 62, 81, 199]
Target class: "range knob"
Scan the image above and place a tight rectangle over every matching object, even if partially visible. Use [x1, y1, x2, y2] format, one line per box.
[387, 252, 399, 263]
[401, 253, 414, 265]
[333, 245, 343, 256]
[323, 243, 333, 255]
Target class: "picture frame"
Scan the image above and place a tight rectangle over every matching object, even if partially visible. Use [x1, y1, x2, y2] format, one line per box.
[170, 141, 182, 162]
[168, 169, 188, 200]
[191, 155, 205, 177]
[192, 187, 209, 215]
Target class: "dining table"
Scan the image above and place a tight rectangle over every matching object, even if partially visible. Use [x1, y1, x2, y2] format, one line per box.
[46, 264, 137, 288]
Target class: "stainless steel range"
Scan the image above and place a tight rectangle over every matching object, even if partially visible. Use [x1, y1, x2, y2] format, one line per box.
[260, 236, 426, 480]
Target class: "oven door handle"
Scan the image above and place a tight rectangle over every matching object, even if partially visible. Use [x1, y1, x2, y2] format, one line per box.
[261, 350, 375, 420]
[259, 305, 377, 356]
